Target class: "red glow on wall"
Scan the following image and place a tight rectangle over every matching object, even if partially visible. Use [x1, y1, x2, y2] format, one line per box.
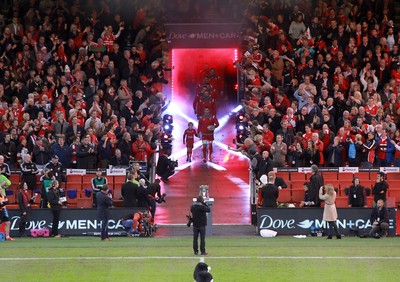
[171, 48, 238, 107]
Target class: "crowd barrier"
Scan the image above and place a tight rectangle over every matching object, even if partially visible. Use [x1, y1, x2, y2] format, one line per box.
[5, 208, 145, 236]
[257, 208, 397, 236]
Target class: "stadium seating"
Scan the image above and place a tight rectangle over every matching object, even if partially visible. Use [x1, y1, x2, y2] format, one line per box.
[278, 189, 291, 203]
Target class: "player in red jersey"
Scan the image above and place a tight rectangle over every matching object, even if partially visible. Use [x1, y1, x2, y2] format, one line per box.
[183, 122, 198, 162]
[198, 107, 219, 162]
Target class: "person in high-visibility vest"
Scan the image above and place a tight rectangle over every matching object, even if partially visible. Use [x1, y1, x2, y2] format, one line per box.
[0, 175, 14, 241]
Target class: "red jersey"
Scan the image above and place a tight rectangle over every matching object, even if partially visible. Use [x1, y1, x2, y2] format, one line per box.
[131, 140, 155, 161]
[365, 104, 378, 116]
[262, 130, 274, 145]
[198, 113, 219, 141]
[377, 137, 388, 160]
[193, 94, 216, 117]
[281, 114, 297, 129]
[183, 128, 197, 148]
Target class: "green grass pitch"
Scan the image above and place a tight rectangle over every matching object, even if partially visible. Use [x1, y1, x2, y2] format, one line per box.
[1, 236, 399, 281]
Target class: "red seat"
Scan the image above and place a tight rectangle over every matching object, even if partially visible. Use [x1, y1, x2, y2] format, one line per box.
[67, 175, 82, 183]
[290, 173, 306, 181]
[366, 196, 374, 207]
[338, 173, 354, 181]
[354, 172, 371, 180]
[389, 188, 400, 203]
[386, 197, 396, 207]
[291, 180, 305, 190]
[387, 180, 400, 189]
[275, 172, 289, 180]
[291, 189, 305, 203]
[65, 182, 82, 191]
[335, 196, 349, 208]
[82, 174, 94, 184]
[322, 172, 338, 181]
[277, 189, 291, 203]
[386, 173, 400, 180]
[76, 198, 92, 208]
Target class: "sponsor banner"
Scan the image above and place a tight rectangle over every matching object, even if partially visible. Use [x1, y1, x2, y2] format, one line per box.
[257, 208, 396, 236]
[106, 168, 127, 176]
[380, 167, 400, 173]
[7, 208, 145, 236]
[297, 167, 311, 173]
[338, 167, 359, 173]
[165, 23, 242, 48]
[66, 169, 87, 175]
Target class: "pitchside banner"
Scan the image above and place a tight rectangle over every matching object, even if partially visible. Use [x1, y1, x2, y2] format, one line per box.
[165, 23, 242, 48]
[257, 208, 396, 236]
[7, 208, 145, 236]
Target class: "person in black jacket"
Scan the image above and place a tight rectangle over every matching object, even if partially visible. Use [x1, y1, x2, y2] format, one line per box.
[47, 180, 63, 238]
[121, 174, 138, 207]
[369, 199, 389, 238]
[261, 173, 279, 208]
[190, 195, 210, 256]
[308, 164, 324, 207]
[17, 182, 33, 237]
[137, 179, 150, 209]
[96, 183, 113, 241]
[0, 155, 11, 178]
[76, 135, 98, 169]
[156, 146, 175, 182]
[372, 172, 388, 205]
[20, 154, 39, 191]
[147, 179, 162, 222]
[347, 177, 367, 208]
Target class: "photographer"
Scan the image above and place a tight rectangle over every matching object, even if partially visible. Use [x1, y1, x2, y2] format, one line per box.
[156, 145, 176, 182]
[190, 195, 211, 256]
[147, 179, 165, 222]
[120, 211, 152, 236]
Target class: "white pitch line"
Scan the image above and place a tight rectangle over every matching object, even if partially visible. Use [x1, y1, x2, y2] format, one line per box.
[2, 256, 400, 261]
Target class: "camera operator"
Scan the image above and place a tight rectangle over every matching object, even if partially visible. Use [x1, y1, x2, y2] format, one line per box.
[120, 211, 152, 236]
[190, 195, 211, 256]
[156, 145, 176, 182]
[147, 179, 165, 222]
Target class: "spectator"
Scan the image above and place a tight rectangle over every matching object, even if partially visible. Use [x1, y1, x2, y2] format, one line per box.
[270, 134, 287, 167]
[20, 154, 39, 191]
[76, 134, 98, 169]
[372, 172, 388, 205]
[0, 155, 11, 178]
[347, 177, 367, 208]
[0, 132, 17, 167]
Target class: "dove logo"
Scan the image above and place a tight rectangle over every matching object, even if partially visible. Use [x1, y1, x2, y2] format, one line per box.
[259, 215, 295, 229]
[297, 220, 314, 229]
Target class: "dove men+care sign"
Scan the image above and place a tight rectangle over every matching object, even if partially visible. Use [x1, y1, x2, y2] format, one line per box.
[257, 208, 396, 236]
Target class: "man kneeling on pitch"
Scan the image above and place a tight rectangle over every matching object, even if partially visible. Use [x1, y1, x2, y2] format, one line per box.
[120, 211, 152, 236]
[369, 199, 389, 238]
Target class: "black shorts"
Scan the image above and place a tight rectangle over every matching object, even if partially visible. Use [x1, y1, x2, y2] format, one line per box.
[0, 208, 10, 223]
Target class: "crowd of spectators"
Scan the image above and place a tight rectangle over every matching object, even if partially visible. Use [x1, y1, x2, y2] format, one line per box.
[0, 0, 172, 171]
[237, 0, 400, 170]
